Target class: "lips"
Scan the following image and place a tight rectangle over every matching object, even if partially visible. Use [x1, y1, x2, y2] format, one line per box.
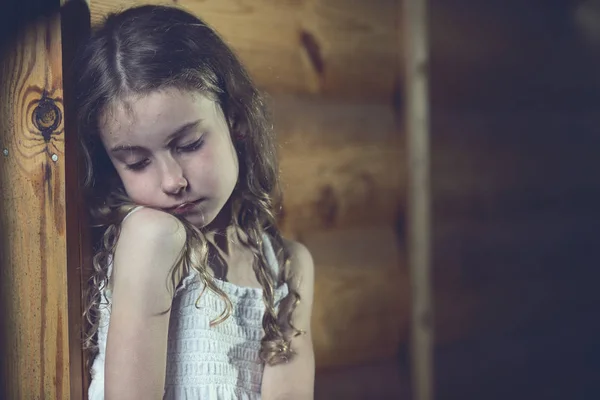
[175, 202, 193, 210]
[167, 198, 204, 214]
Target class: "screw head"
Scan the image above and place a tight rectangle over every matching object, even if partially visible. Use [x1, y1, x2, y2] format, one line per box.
[51, 154, 58, 162]
[2, 148, 8, 156]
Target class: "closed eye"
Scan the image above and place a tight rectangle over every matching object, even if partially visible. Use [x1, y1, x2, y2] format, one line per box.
[177, 137, 204, 153]
[125, 158, 150, 171]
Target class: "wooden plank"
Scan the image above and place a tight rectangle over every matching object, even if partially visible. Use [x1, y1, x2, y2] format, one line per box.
[404, 0, 434, 399]
[0, 1, 71, 398]
[301, 227, 409, 369]
[270, 95, 405, 236]
[89, 0, 401, 103]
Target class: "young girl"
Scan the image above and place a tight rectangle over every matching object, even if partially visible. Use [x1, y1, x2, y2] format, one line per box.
[74, 5, 315, 399]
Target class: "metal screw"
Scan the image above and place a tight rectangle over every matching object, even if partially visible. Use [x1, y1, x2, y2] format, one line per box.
[2, 148, 7, 157]
[51, 154, 58, 162]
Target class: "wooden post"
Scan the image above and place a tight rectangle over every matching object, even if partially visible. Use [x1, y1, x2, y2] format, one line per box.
[403, 0, 434, 399]
[61, 0, 93, 397]
[0, 0, 89, 397]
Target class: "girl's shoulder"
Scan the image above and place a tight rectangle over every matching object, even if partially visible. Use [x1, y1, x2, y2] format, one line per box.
[281, 238, 311, 262]
[110, 207, 187, 298]
[120, 206, 186, 243]
[280, 238, 314, 291]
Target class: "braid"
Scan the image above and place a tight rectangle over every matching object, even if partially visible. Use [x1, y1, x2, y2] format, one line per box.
[235, 197, 304, 365]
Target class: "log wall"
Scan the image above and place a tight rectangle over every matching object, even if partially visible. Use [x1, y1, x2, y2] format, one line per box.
[90, 0, 401, 103]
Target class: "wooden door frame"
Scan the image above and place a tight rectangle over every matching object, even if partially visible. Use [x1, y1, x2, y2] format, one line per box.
[0, 0, 91, 398]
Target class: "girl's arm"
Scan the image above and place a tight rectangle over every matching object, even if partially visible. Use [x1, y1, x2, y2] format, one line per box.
[261, 240, 316, 400]
[104, 208, 186, 400]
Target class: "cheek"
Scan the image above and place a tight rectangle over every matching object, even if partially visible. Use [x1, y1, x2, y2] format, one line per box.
[196, 151, 224, 186]
[189, 146, 238, 191]
[118, 172, 156, 202]
[213, 144, 239, 185]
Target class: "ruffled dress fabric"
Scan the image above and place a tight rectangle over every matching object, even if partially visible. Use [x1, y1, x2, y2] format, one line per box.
[88, 229, 288, 400]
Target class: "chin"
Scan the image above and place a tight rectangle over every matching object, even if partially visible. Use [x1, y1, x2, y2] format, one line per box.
[185, 212, 215, 229]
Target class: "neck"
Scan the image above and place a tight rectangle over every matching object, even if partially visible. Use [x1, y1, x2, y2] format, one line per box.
[203, 199, 241, 256]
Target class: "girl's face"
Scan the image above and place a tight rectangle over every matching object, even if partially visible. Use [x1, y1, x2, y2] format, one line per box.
[98, 88, 239, 228]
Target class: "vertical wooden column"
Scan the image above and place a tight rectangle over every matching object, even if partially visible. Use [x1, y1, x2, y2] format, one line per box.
[61, 0, 92, 397]
[0, 0, 87, 398]
[403, 0, 434, 399]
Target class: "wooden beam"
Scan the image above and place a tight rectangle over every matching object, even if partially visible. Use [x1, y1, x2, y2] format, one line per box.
[404, 0, 434, 399]
[0, 1, 71, 397]
[60, 0, 92, 398]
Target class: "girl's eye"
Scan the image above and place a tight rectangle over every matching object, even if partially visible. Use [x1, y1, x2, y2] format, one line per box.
[177, 138, 204, 153]
[125, 159, 150, 171]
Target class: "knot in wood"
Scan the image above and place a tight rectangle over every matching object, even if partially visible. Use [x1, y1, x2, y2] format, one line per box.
[32, 95, 61, 141]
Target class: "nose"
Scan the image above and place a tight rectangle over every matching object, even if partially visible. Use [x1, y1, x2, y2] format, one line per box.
[160, 157, 188, 195]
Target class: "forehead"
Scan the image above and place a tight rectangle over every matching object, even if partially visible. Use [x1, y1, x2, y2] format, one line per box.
[99, 89, 219, 142]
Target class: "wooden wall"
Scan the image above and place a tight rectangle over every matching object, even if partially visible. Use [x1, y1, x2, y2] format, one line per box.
[90, 0, 401, 103]
[428, 1, 600, 398]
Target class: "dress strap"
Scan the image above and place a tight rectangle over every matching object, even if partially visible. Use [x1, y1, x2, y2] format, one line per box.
[123, 205, 145, 222]
[261, 233, 281, 281]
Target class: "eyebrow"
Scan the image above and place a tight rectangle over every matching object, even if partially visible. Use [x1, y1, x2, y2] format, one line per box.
[109, 120, 203, 153]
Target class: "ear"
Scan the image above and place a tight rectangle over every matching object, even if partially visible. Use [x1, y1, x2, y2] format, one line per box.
[229, 116, 247, 142]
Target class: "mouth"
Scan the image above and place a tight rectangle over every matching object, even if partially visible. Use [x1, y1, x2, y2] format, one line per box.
[166, 198, 205, 215]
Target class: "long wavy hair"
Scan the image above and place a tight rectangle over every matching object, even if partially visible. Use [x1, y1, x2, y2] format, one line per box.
[73, 4, 301, 367]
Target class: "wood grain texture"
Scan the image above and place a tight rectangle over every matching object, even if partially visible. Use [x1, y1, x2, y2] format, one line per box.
[0, 6, 70, 399]
[88, 0, 600, 110]
[272, 95, 405, 236]
[89, 0, 401, 103]
[301, 227, 409, 368]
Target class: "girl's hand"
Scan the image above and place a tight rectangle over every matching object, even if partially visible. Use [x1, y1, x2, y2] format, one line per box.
[104, 208, 186, 400]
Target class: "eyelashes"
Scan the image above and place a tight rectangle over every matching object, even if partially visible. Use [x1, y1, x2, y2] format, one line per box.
[176, 137, 205, 153]
[125, 159, 150, 171]
[124, 136, 205, 171]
